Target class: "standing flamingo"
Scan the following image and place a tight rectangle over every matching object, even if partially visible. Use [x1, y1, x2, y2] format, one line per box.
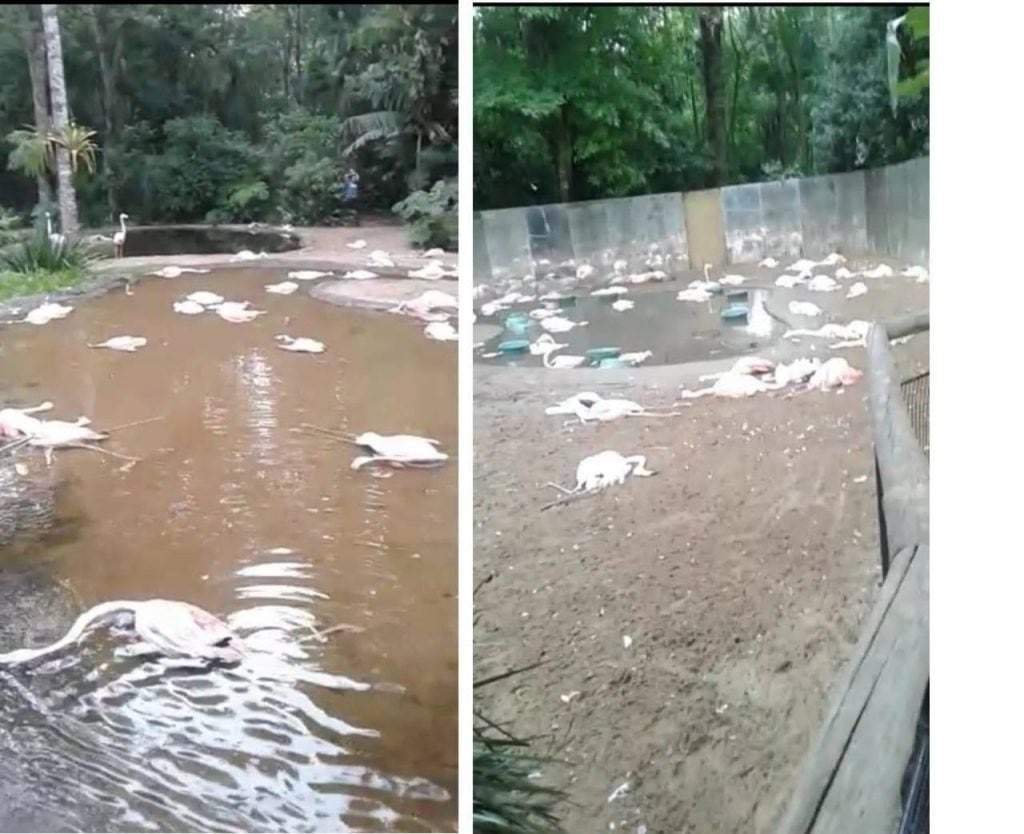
[113, 213, 129, 258]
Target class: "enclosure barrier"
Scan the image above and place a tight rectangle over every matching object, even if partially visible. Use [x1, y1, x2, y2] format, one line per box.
[775, 315, 929, 834]
[474, 157, 928, 288]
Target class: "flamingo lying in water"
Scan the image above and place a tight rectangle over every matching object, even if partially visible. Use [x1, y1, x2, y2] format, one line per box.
[0, 600, 244, 666]
[350, 432, 449, 470]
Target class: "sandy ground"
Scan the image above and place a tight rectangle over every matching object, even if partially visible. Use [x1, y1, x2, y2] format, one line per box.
[474, 330, 928, 833]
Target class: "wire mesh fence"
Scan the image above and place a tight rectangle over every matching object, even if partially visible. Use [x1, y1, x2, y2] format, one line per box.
[900, 371, 930, 456]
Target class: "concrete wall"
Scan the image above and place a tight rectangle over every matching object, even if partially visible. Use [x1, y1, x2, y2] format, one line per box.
[474, 157, 928, 285]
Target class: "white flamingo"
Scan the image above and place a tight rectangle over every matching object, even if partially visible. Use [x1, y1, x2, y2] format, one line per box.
[0, 401, 53, 438]
[185, 291, 224, 306]
[342, 269, 378, 280]
[424, 321, 458, 341]
[0, 600, 244, 666]
[620, 350, 653, 366]
[113, 213, 128, 258]
[22, 302, 73, 325]
[276, 335, 325, 354]
[265, 281, 299, 295]
[846, 282, 868, 299]
[698, 356, 776, 382]
[680, 372, 781, 399]
[173, 300, 205, 315]
[807, 274, 840, 292]
[287, 270, 333, 281]
[591, 286, 628, 297]
[789, 301, 822, 317]
[45, 212, 66, 250]
[214, 301, 265, 323]
[87, 336, 147, 352]
[149, 266, 209, 278]
[783, 320, 870, 344]
[548, 450, 656, 496]
[350, 432, 448, 470]
[611, 299, 635, 312]
[808, 357, 863, 390]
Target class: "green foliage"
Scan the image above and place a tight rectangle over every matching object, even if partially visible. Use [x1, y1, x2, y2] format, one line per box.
[6, 127, 53, 179]
[0, 231, 89, 273]
[263, 108, 347, 224]
[0, 231, 91, 299]
[474, 730, 566, 833]
[392, 178, 457, 249]
[147, 116, 260, 223]
[475, 5, 929, 210]
[888, 7, 929, 109]
[0, 205, 22, 244]
[0, 4, 456, 232]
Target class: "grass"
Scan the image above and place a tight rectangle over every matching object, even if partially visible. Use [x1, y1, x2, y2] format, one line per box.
[474, 724, 568, 833]
[0, 233, 93, 301]
[0, 266, 90, 300]
[474, 661, 567, 833]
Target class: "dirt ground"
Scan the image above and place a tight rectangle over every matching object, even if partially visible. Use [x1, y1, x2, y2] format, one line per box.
[473, 334, 929, 834]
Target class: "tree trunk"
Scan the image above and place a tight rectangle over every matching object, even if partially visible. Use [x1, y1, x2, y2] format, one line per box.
[698, 6, 727, 187]
[86, 4, 118, 218]
[294, 4, 303, 103]
[18, 5, 54, 208]
[554, 104, 572, 203]
[41, 4, 78, 234]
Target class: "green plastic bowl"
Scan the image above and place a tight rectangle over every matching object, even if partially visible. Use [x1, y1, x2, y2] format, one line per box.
[498, 339, 530, 354]
[557, 296, 577, 309]
[598, 357, 630, 369]
[585, 346, 622, 362]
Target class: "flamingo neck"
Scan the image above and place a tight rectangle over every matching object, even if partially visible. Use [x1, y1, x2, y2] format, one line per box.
[119, 216, 127, 235]
[704, 263, 710, 280]
[46, 214, 53, 236]
[0, 600, 139, 665]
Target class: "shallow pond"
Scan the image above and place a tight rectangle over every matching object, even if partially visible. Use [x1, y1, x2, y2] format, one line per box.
[475, 286, 783, 368]
[0, 269, 457, 832]
[122, 226, 301, 258]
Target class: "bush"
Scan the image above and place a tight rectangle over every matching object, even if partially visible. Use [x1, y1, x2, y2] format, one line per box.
[0, 205, 22, 245]
[149, 116, 260, 222]
[0, 232, 91, 300]
[263, 108, 347, 224]
[392, 178, 458, 250]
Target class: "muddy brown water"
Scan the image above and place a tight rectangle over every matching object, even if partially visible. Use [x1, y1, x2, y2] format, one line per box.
[0, 269, 457, 832]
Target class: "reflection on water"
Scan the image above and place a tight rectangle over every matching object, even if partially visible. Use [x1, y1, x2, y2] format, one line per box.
[0, 268, 457, 832]
[475, 287, 782, 368]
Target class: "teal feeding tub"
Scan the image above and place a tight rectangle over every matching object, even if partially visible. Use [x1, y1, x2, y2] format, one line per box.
[504, 312, 533, 336]
[585, 346, 621, 362]
[497, 339, 530, 355]
[598, 357, 630, 369]
[721, 304, 749, 322]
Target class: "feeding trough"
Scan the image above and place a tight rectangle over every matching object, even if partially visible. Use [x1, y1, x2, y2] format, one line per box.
[585, 346, 621, 363]
[498, 339, 530, 355]
[721, 303, 750, 323]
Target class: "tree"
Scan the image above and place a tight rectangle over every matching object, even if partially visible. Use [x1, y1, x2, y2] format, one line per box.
[474, 4, 928, 211]
[699, 6, 726, 186]
[40, 3, 77, 233]
[15, 5, 53, 207]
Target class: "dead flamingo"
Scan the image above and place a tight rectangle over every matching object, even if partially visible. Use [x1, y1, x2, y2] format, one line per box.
[0, 600, 245, 666]
[348, 432, 449, 470]
[543, 450, 656, 510]
[295, 424, 449, 470]
[276, 335, 325, 354]
[87, 336, 147, 352]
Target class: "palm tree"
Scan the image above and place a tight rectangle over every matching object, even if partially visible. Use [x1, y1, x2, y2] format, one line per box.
[40, 4, 78, 234]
